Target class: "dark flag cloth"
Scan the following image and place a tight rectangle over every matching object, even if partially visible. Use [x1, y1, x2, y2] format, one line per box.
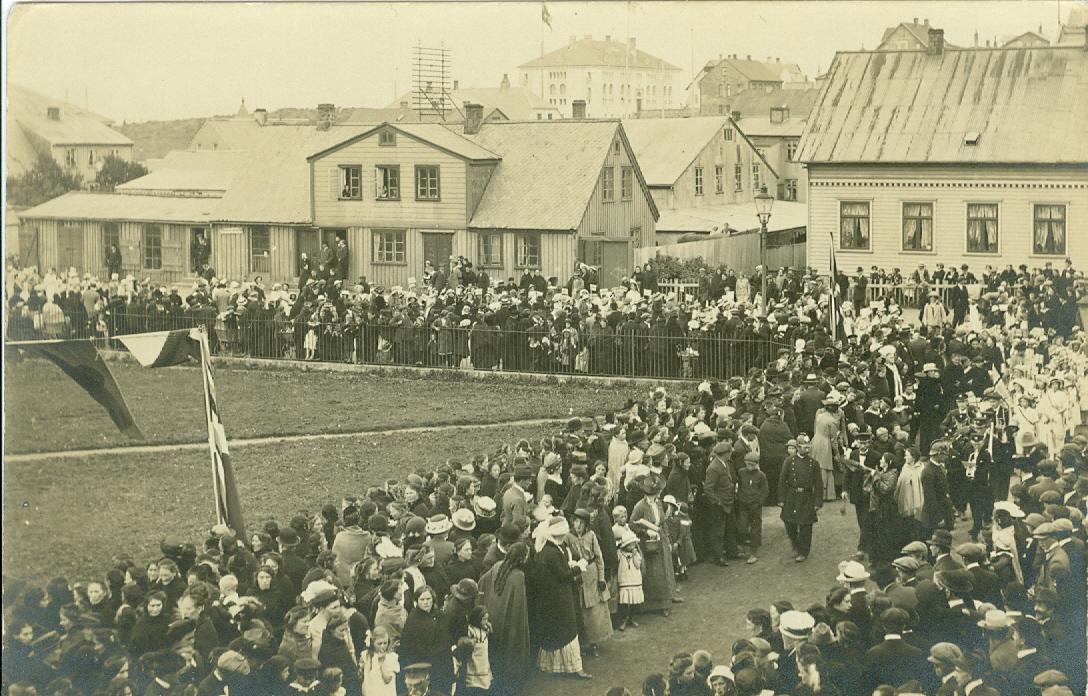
[117, 329, 199, 368]
[7, 340, 144, 440]
[829, 231, 844, 341]
[195, 329, 246, 539]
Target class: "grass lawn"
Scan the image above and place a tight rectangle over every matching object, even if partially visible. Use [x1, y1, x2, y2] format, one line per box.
[4, 358, 643, 454]
[3, 422, 559, 584]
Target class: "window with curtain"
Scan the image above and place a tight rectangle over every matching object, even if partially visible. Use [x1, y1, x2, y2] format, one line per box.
[840, 201, 870, 250]
[373, 229, 406, 264]
[249, 226, 271, 273]
[1033, 204, 1066, 256]
[477, 233, 503, 267]
[515, 233, 540, 268]
[902, 202, 933, 251]
[966, 203, 999, 253]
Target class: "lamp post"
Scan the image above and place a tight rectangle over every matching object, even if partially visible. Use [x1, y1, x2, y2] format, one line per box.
[754, 186, 775, 316]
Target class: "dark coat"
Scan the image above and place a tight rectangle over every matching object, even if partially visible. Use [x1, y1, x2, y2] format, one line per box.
[861, 638, 928, 694]
[796, 387, 826, 437]
[758, 416, 793, 467]
[529, 540, 578, 652]
[399, 607, 453, 683]
[779, 454, 822, 525]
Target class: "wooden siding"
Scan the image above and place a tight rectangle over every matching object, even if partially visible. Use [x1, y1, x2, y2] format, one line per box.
[807, 164, 1088, 275]
[49, 144, 133, 186]
[209, 224, 300, 283]
[312, 132, 470, 230]
[666, 127, 757, 209]
[462, 229, 575, 284]
[466, 162, 497, 220]
[577, 134, 657, 256]
[747, 136, 807, 203]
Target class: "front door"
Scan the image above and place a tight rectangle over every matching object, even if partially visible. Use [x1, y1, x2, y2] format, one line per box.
[422, 232, 453, 275]
[599, 239, 631, 288]
[58, 224, 84, 273]
[189, 227, 210, 274]
[296, 228, 320, 274]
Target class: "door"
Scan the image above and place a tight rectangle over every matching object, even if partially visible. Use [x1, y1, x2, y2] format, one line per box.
[296, 227, 320, 273]
[422, 232, 453, 275]
[599, 239, 631, 288]
[189, 227, 210, 274]
[19, 226, 39, 268]
[161, 226, 185, 279]
[58, 224, 84, 273]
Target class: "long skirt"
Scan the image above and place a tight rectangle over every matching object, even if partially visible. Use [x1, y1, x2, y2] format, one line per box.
[538, 636, 582, 673]
[639, 538, 675, 613]
[580, 602, 613, 645]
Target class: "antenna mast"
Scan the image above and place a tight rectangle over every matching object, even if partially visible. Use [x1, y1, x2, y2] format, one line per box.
[413, 42, 452, 121]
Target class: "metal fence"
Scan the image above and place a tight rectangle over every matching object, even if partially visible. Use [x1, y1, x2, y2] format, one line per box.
[6, 311, 785, 381]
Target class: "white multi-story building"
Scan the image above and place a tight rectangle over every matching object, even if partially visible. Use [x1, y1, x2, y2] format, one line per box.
[519, 35, 683, 119]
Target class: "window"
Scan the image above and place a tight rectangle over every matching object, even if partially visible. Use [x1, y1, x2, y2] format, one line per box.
[103, 222, 120, 259]
[339, 165, 361, 199]
[966, 203, 999, 253]
[415, 165, 440, 200]
[718, 84, 725, 97]
[65, 149, 77, 168]
[375, 165, 400, 200]
[379, 131, 396, 146]
[477, 233, 503, 267]
[1033, 204, 1066, 255]
[143, 224, 163, 270]
[694, 166, 704, 196]
[602, 167, 615, 202]
[751, 162, 761, 191]
[715, 165, 724, 194]
[734, 163, 743, 192]
[723, 128, 734, 141]
[902, 202, 934, 251]
[783, 179, 798, 202]
[373, 229, 406, 264]
[88, 150, 95, 166]
[559, 84, 566, 95]
[630, 227, 642, 248]
[515, 233, 540, 268]
[550, 84, 557, 95]
[786, 139, 798, 161]
[727, 84, 733, 97]
[249, 225, 271, 273]
[621, 167, 633, 200]
[770, 107, 790, 123]
[840, 201, 871, 250]
[613, 140, 621, 157]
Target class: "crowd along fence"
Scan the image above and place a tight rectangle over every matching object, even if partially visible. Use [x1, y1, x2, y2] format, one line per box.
[7, 311, 787, 382]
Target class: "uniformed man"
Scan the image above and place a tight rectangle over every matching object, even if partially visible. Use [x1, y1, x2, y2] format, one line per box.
[778, 434, 822, 562]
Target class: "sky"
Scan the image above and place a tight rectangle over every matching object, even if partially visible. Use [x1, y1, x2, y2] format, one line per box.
[4, 0, 1076, 123]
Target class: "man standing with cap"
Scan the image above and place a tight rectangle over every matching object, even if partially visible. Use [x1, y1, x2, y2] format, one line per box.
[703, 440, 739, 566]
[502, 466, 533, 532]
[400, 662, 449, 696]
[779, 435, 822, 562]
[887, 556, 922, 611]
[928, 642, 965, 696]
[901, 541, 936, 581]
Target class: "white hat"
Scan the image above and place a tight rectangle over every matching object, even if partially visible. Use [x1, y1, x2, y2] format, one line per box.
[994, 501, 1025, 518]
[779, 610, 815, 639]
[707, 665, 735, 685]
[836, 560, 871, 583]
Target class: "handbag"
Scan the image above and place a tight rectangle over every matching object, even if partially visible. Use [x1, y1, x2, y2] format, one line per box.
[642, 537, 662, 555]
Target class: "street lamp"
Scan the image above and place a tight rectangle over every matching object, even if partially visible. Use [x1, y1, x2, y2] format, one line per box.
[754, 186, 775, 316]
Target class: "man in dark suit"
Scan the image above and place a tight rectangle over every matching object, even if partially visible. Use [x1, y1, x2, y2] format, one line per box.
[795, 374, 826, 438]
[957, 542, 1001, 606]
[862, 608, 930, 694]
[778, 435, 822, 562]
[843, 433, 880, 559]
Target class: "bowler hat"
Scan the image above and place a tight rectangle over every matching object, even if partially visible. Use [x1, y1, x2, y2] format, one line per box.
[929, 529, 953, 547]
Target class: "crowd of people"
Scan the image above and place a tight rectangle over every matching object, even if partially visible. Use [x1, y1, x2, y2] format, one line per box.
[4, 257, 1087, 696]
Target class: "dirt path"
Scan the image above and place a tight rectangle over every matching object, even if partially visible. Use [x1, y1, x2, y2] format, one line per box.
[3, 417, 562, 462]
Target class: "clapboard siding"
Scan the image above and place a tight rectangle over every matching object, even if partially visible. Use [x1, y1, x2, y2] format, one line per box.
[214, 224, 249, 280]
[313, 135, 469, 229]
[669, 128, 756, 209]
[807, 164, 1088, 275]
[577, 137, 657, 253]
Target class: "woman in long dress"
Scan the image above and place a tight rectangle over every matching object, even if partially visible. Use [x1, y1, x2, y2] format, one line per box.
[629, 474, 677, 616]
[868, 453, 901, 564]
[478, 542, 531, 696]
[529, 517, 592, 680]
[810, 399, 844, 501]
[570, 508, 613, 657]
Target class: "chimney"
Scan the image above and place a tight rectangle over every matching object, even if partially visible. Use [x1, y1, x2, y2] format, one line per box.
[400, 101, 409, 108]
[317, 103, 335, 131]
[924, 18, 930, 27]
[47, 106, 60, 120]
[571, 99, 586, 119]
[914, 17, 918, 24]
[570, 35, 577, 45]
[731, 110, 741, 121]
[927, 28, 945, 55]
[628, 37, 636, 51]
[605, 35, 611, 43]
[464, 102, 483, 135]
[974, 31, 979, 48]
[453, 80, 459, 90]
[500, 73, 511, 90]
[776, 57, 781, 63]
[254, 108, 267, 125]
[746, 54, 752, 60]
[719, 54, 723, 60]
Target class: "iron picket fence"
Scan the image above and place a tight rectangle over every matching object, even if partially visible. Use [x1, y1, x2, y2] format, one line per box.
[7, 310, 786, 381]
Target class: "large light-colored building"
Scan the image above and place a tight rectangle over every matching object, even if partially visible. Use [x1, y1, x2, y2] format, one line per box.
[386, 75, 561, 122]
[518, 36, 683, 119]
[800, 40, 1088, 277]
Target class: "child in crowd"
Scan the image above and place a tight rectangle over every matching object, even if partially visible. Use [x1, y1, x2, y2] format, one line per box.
[616, 530, 644, 631]
[361, 626, 398, 696]
[663, 495, 696, 582]
[612, 505, 630, 541]
[736, 452, 769, 564]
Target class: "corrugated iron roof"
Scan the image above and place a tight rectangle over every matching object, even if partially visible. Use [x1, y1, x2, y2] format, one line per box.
[798, 46, 1088, 164]
[728, 88, 821, 120]
[622, 117, 731, 187]
[519, 38, 681, 71]
[465, 120, 623, 230]
[16, 114, 133, 147]
[116, 169, 235, 193]
[19, 191, 219, 223]
[735, 117, 807, 138]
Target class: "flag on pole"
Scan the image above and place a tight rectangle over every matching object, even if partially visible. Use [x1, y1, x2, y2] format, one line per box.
[194, 328, 246, 539]
[7, 339, 143, 439]
[117, 329, 199, 368]
[828, 231, 843, 341]
[542, 1, 552, 28]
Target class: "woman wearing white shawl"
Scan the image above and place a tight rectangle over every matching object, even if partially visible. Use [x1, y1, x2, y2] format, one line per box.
[895, 449, 925, 542]
[1039, 375, 1071, 454]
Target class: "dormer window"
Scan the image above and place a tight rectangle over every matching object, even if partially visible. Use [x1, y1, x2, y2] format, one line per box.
[964, 132, 980, 146]
[770, 107, 789, 123]
[379, 131, 396, 146]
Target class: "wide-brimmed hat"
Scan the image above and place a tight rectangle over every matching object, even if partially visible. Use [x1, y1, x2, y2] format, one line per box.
[497, 523, 521, 546]
[473, 496, 497, 519]
[425, 514, 453, 535]
[779, 610, 815, 639]
[977, 609, 1015, 631]
[916, 362, 940, 376]
[451, 578, 479, 601]
[452, 508, 476, 531]
[935, 569, 974, 594]
[641, 474, 666, 495]
[836, 560, 870, 583]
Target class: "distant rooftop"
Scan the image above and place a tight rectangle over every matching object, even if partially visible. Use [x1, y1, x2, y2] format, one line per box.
[520, 36, 681, 71]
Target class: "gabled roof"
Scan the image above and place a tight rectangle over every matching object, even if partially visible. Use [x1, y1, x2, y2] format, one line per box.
[710, 57, 787, 83]
[621, 116, 731, 187]
[464, 120, 657, 231]
[1002, 31, 1050, 47]
[188, 119, 263, 151]
[307, 122, 501, 163]
[519, 38, 681, 71]
[879, 21, 934, 49]
[116, 169, 235, 195]
[385, 87, 557, 122]
[727, 89, 820, 121]
[798, 46, 1088, 165]
[19, 191, 219, 224]
[6, 84, 115, 124]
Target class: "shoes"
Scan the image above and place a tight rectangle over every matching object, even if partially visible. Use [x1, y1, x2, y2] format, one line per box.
[629, 618, 639, 628]
[747, 555, 758, 564]
[853, 551, 866, 560]
[794, 555, 807, 562]
[715, 557, 730, 567]
[574, 671, 593, 680]
[617, 618, 628, 631]
[662, 609, 671, 617]
[671, 596, 684, 604]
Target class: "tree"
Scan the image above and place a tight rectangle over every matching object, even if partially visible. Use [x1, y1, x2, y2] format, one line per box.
[94, 155, 148, 192]
[5, 152, 82, 207]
